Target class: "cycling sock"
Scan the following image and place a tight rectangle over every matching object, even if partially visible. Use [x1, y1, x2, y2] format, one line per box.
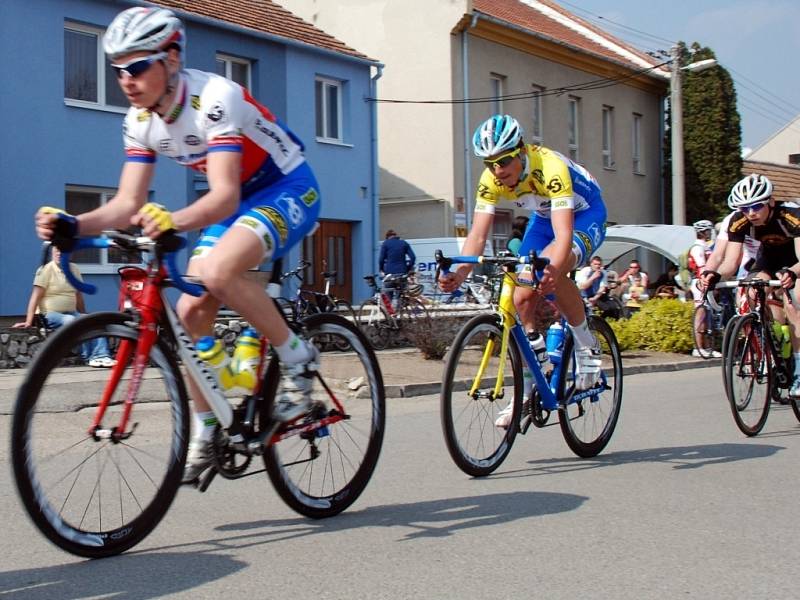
[194, 410, 218, 442]
[569, 319, 595, 348]
[274, 333, 313, 364]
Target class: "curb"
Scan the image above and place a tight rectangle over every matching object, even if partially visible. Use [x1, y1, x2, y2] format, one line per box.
[384, 358, 721, 398]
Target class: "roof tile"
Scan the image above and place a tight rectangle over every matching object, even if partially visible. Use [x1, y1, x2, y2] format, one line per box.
[150, 0, 373, 61]
[743, 160, 800, 202]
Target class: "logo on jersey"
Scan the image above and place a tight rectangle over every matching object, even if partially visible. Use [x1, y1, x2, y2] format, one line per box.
[587, 222, 603, 248]
[552, 198, 569, 209]
[546, 174, 565, 195]
[254, 207, 289, 243]
[158, 139, 173, 153]
[576, 231, 593, 255]
[276, 194, 306, 227]
[184, 135, 201, 146]
[477, 183, 493, 200]
[531, 169, 545, 185]
[206, 101, 226, 125]
[300, 188, 319, 207]
[191, 95, 201, 111]
[254, 118, 290, 156]
[761, 233, 792, 246]
[137, 110, 152, 122]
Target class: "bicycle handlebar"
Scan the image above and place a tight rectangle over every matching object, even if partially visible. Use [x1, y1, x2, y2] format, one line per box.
[280, 259, 311, 283]
[54, 231, 204, 297]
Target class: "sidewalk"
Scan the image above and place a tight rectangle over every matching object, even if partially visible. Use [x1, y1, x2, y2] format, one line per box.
[0, 348, 719, 412]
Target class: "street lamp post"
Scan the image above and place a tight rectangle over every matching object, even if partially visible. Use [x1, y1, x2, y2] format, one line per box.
[670, 45, 717, 226]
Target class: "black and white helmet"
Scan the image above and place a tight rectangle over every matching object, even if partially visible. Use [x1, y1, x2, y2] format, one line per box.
[103, 7, 184, 60]
[692, 219, 714, 233]
[728, 174, 773, 209]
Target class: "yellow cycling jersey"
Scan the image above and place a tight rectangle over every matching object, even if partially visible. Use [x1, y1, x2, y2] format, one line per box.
[475, 144, 602, 218]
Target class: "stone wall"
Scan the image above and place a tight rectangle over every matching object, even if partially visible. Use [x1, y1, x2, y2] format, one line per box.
[0, 327, 47, 369]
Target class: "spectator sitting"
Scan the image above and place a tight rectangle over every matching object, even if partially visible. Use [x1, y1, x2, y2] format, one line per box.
[575, 255, 608, 308]
[506, 215, 530, 256]
[648, 263, 683, 299]
[619, 260, 650, 310]
[379, 229, 416, 303]
[13, 247, 116, 367]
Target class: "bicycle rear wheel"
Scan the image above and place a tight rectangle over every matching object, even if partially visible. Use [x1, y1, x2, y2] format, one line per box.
[11, 312, 189, 558]
[725, 313, 771, 436]
[262, 313, 385, 518]
[692, 303, 721, 358]
[357, 298, 391, 350]
[441, 314, 522, 477]
[557, 316, 623, 458]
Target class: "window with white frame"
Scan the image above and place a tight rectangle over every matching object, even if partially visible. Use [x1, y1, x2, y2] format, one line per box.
[490, 74, 506, 115]
[602, 105, 615, 169]
[633, 113, 644, 174]
[531, 84, 545, 144]
[66, 187, 141, 267]
[315, 77, 343, 142]
[64, 23, 128, 109]
[567, 96, 580, 162]
[215, 54, 251, 89]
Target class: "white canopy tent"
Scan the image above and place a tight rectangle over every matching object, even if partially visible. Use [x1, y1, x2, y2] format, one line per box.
[596, 224, 697, 269]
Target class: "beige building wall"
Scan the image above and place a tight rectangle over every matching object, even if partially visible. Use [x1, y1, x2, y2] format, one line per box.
[747, 116, 800, 165]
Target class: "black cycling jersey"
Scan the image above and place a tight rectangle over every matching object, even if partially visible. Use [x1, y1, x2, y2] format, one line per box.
[727, 203, 800, 274]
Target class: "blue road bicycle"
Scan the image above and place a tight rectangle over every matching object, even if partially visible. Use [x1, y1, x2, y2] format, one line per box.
[436, 251, 623, 476]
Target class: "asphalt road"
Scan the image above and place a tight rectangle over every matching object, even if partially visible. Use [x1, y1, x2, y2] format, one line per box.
[1, 367, 799, 599]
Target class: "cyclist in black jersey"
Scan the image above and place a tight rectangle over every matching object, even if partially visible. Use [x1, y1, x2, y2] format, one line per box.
[701, 173, 800, 395]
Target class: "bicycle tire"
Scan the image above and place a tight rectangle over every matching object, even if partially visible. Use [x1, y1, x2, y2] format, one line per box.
[357, 298, 391, 350]
[557, 316, 623, 458]
[720, 315, 741, 396]
[692, 303, 721, 358]
[724, 313, 771, 436]
[440, 313, 522, 477]
[329, 300, 358, 351]
[397, 296, 432, 345]
[11, 312, 189, 558]
[262, 313, 385, 518]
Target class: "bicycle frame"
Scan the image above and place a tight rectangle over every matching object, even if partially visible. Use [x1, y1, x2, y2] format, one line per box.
[442, 254, 606, 412]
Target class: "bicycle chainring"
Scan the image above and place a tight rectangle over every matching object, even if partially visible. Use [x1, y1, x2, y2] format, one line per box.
[531, 389, 551, 427]
[212, 426, 252, 478]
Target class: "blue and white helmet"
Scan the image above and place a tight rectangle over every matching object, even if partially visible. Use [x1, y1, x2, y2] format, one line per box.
[472, 115, 523, 158]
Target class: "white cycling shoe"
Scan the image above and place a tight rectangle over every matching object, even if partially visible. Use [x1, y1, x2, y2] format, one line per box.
[273, 344, 320, 422]
[182, 439, 212, 483]
[575, 343, 602, 391]
[495, 402, 514, 429]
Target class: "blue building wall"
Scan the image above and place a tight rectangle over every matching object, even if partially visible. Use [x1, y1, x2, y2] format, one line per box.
[0, 0, 378, 316]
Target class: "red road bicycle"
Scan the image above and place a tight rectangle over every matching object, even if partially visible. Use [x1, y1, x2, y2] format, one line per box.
[11, 231, 385, 558]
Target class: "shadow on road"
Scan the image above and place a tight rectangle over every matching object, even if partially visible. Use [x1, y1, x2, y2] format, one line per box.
[134, 490, 586, 556]
[493, 441, 785, 479]
[0, 551, 247, 599]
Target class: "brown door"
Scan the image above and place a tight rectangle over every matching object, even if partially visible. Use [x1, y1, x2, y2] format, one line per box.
[301, 220, 353, 302]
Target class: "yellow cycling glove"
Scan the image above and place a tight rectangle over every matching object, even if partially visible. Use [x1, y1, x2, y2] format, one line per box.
[140, 202, 176, 234]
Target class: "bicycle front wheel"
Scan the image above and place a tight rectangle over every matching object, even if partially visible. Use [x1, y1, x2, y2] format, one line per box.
[557, 316, 623, 458]
[692, 304, 721, 358]
[329, 300, 358, 351]
[11, 312, 190, 558]
[441, 313, 522, 477]
[720, 315, 741, 396]
[262, 313, 385, 518]
[357, 298, 391, 350]
[725, 313, 771, 436]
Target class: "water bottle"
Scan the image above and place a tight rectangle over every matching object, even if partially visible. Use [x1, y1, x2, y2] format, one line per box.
[546, 322, 565, 365]
[528, 332, 549, 368]
[522, 366, 534, 400]
[230, 327, 262, 393]
[196, 335, 236, 389]
[771, 323, 792, 360]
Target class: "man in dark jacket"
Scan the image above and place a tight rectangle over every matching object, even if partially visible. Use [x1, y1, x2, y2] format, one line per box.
[379, 230, 416, 303]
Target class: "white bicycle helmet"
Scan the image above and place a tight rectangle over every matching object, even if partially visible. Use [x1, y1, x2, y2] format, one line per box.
[472, 115, 523, 158]
[692, 219, 714, 233]
[728, 173, 773, 209]
[103, 7, 185, 60]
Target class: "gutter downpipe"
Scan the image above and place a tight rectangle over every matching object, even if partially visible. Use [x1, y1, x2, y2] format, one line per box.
[463, 14, 479, 231]
[370, 65, 384, 296]
[659, 90, 666, 226]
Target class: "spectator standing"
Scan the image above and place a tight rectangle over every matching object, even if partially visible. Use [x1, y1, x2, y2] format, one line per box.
[379, 229, 416, 302]
[13, 247, 116, 367]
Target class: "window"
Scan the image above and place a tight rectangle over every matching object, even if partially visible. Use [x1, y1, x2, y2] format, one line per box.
[602, 105, 614, 169]
[567, 96, 580, 162]
[531, 84, 545, 144]
[491, 210, 512, 255]
[315, 77, 343, 142]
[490, 74, 506, 115]
[215, 54, 251, 89]
[64, 23, 127, 109]
[66, 187, 141, 267]
[633, 113, 643, 174]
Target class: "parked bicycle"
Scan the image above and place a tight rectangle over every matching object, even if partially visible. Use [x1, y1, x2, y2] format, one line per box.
[357, 272, 431, 350]
[11, 231, 385, 558]
[717, 279, 800, 436]
[436, 250, 623, 476]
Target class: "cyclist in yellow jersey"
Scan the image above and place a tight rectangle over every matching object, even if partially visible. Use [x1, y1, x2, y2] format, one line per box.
[440, 115, 607, 425]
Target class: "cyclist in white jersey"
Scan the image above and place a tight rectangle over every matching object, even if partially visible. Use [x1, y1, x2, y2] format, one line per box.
[34, 7, 321, 481]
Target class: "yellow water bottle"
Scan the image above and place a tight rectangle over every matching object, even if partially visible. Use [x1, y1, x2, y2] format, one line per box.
[781, 324, 791, 359]
[230, 327, 262, 393]
[196, 336, 236, 389]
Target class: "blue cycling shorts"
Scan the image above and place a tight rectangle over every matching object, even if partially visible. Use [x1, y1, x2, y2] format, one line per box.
[517, 201, 607, 269]
[193, 162, 321, 262]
